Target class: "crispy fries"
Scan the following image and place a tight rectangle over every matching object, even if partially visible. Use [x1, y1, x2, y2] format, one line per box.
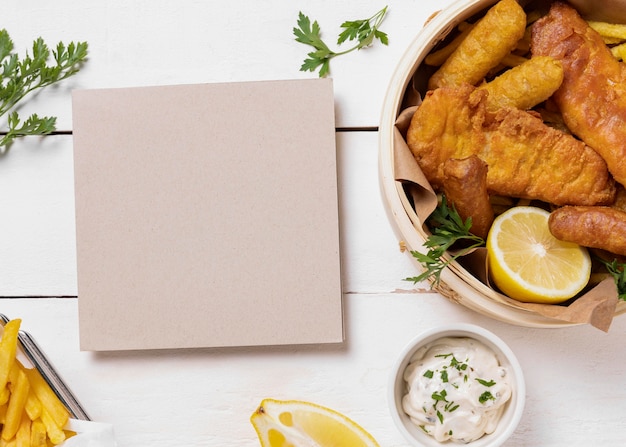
[588, 21, 626, 40]
[0, 319, 73, 446]
[424, 22, 475, 66]
[586, 20, 626, 60]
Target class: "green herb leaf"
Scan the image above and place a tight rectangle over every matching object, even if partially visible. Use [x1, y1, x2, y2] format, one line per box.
[293, 6, 388, 77]
[0, 29, 88, 151]
[476, 378, 496, 387]
[405, 195, 485, 286]
[423, 369, 434, 379]
[432, 390, 448, 402]
[444, 401, 459, 412]
[479, 391, 495, 404]
[440, 370, 449, 383]
[600, 258, 626, 301]
[436, 409, 444, 423]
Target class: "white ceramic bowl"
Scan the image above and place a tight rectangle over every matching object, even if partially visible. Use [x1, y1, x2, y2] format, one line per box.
[388, 323, 525, 446]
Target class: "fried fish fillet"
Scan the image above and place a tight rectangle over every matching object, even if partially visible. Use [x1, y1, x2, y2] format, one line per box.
[429, 0, 526, 90]
[549, 206, 626, 256]
[531, 1, 626, 186]
[405, 83, 615, 206]
[478, 56, 564, 111]
[443, 156, 494, 239]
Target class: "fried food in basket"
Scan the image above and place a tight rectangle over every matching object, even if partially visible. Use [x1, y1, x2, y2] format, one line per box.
[443, 156, 494, 239]
[478, 55, 564, 110]
[428, 0, 526, 89]
[549, 206, 626, 256]
[531, 2, 626, 186]
[0, 319, 72, 445]
[406, 83, 616, 206]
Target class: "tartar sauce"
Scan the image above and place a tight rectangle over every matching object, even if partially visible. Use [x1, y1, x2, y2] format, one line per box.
[402, 337, 512, 443]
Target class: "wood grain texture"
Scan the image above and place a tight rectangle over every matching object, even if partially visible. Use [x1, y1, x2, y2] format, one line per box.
[1, 297, 626, 446]
[2, 0, 626, 445]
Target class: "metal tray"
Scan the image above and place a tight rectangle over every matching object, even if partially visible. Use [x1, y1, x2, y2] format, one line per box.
[0, 314, 90, 421]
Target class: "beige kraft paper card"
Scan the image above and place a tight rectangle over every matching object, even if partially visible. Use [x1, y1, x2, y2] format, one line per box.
[72, 79, 343, 351]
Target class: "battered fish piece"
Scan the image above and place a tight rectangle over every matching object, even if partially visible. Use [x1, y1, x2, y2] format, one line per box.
[611, 184, 626, 213]
[429, 0, 526, 90]
[549, 206, 626, 256]
[443, 156, 494, 239]
[531, 2, 626, 186]
[478, 56, 564, 111]
[406, 83, 616, 206]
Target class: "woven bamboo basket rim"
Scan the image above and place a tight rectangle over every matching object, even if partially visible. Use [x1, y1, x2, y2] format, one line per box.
[378, 0, 626, 327]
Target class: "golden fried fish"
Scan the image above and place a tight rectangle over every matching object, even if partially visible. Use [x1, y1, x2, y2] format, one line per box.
[443, 156, 494, 239]
[406, 83, 615, 206]
[428, 0, 526, 90]
[531, 1, 626, 186]
[549, 206, 626, 256]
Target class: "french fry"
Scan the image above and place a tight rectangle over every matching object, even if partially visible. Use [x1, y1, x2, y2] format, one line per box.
[428, 0, 526, 89]
[587, 20, 626, 40]
[500, 53, 529, 67]
[39, 409, 64, 446]
[15, 412, 30, 447]
[29, 420, 46, 447]
[424, 22, 475, 66]
[23, 391, 41, 422]
[0, 320, 73, 446]
[0, 320, 21, 392]
[611, 42, 626, 61]
[2, 368, 29, 441]
[0, 389, 9, 407]
[21, 370, 68, 431]
[600, 35, 624, 45]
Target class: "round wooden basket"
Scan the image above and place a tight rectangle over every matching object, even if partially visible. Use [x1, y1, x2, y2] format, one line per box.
[378, 0, 626, 327]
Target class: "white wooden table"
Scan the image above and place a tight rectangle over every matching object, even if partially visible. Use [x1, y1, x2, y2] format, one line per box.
[2, 1, 626, 445]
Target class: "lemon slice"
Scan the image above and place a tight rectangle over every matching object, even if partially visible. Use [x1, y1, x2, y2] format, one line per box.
[250, 398, 380, 447]
[486, 206, 591, 303]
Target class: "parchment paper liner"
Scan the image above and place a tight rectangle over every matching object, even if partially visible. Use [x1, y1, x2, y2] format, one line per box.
[393, 83, 619, 332]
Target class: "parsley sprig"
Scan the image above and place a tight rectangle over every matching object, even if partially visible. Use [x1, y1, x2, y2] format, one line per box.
[293, 6, 389, 77]
[0, 29, 88, 150]
[406, 196, 485, 286]
[600, 258, 626, 301]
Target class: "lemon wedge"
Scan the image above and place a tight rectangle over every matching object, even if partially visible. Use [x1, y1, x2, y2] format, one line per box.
[486, 206, 591, 303]
[250, 398, 380, 447]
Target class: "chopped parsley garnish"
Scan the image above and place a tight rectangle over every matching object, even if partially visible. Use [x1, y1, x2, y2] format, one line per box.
[423, 369, 434, 379]
[479, 391, 495, 404]
[476, 378, 496, 387]
[440, 370, 449, 383]
[436, 410, 444, 423]
[432, 390, 448, 402]
[444, 401, 460, 412]
[600, 258, 626, 301]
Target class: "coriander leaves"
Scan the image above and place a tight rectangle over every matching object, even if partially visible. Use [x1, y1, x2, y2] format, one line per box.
[406, 196, 485, 286]
[293, 6, 389, 77]
[0, 29, 88, 151]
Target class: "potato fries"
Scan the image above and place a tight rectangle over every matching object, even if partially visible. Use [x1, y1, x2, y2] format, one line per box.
[0, 319, 73, 445]
[588, 21, 626, 40]
[585, 20, 626, 60]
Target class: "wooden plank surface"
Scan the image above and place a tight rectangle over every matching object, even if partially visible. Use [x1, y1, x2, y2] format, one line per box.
[2, 0, 626, 445]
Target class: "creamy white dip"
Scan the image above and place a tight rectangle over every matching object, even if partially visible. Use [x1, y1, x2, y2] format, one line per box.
[402, 337, 512, 443]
